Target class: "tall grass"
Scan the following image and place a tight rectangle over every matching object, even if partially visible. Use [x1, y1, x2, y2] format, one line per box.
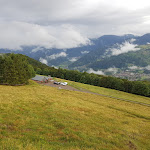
[55, 78, 150, 105]
[0, 80, 150, 149]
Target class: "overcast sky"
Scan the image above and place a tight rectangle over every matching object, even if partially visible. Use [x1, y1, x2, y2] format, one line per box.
[0, 0, 150, 50]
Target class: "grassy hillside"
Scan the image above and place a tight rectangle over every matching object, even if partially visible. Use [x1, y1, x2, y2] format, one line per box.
[0, 81, 150, 150]
[55, 78, 150, 105]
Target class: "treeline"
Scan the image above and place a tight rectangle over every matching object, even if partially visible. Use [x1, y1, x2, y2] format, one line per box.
[1, 53, 150, 97]
[36, 67, 150, 97]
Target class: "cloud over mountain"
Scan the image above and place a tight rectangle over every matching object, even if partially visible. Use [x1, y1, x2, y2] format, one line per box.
[0, 21, 90, 50]
[48, 52, 67, 60]
[87, 68, 105, 75]
[110, 40, 140, 56]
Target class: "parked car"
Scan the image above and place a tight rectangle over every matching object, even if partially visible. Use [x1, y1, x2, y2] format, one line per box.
[60, 82, 68, 86]
[54, 82, 59, 85]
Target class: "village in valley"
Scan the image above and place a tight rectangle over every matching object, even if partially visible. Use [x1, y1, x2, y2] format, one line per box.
[114, 70, 150, 81]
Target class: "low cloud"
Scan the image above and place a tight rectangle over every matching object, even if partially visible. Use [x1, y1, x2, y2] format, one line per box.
[0, 21, 90, 50]
[128, 65, 138, 70]
[81, 51, 89, 54]
[145, 65, 150, 70]
[32, 47, 44, 52]
[48, 52, 67, 60]
[87, 68, 105, 75]
[39, 57, 48, 65]
[51, 65, 58, 69]
[128, 65, 144, 70]
[106, 67, 118, 74]
[69, 57, 79, 62]
[110, 39, 140, 56]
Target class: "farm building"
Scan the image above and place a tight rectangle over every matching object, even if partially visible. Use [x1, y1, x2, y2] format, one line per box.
[32, 75, 52, 83]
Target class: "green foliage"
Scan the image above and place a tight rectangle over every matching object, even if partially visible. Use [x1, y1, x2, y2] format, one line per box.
[89, 48, 150, 69]
[69, 45, 150, 71]
[132, 81, 149, 96]
[42, 68, 50, 76]
[36, 61, 150, 97]
[2, 53, 150, 97]
[0, 55, 4, 83]
[36, 68, 42, 74]
[99, 76, 124, 91]
[122, 79, 133, 93]
[0, 53, 35, 85]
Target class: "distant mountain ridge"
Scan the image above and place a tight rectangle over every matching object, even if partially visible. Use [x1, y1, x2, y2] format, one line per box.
[0, 33, 150, 71]
[68, 34, 150, 70]
[88, 47, 150, 70]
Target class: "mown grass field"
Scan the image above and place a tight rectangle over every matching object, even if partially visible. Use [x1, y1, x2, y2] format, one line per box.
[0, 80, 150, 150]
[55, 78, 150, 105]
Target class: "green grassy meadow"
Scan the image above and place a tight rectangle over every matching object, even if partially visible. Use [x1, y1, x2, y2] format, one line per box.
[0, 80, 150, 150]
[55, 78, 150, 105]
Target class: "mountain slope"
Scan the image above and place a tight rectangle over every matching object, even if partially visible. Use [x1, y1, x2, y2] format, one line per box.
[0, 80, 150, 149]
[68, 34, 150, 70]
[69, 35, 136, 69]
[88, 46, 150, 70]
[135, 33, 150, 45]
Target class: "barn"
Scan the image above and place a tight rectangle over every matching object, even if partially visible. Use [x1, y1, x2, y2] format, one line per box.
[32, 75, 52, 83]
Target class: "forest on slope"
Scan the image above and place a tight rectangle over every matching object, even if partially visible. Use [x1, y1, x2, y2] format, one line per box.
[1, 53, 150, 97]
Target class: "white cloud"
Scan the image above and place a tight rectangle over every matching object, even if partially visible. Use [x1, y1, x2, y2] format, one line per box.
[128, 66, 138, 70]
[106, 67, 118, 74]
[87, 68, 105, 75]
[32, 47, 44, 52]
[145, 65, 150, 70]
[128, 65, 150, 70]
[0, 0, 150, 49]
[51, 65, 58, 69]
[0, 21, 90, 50]
[81, 51, 89, 54]
[39, 57, 48, 65]
[110, 40, 140, 56]
[48, 52, 67, 60]
[69, 57, 79, 62]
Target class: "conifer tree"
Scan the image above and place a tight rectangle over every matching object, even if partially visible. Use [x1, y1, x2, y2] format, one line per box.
[1, 53, 35, 85]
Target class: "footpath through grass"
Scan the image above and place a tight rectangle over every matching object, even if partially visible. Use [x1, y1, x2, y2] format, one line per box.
[0, 80, 150, 150]
[55, 78, 150, 105]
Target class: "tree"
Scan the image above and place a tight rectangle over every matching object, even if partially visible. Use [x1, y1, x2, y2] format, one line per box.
[36, 68, 42, 74]
[122, 79, 133, 93]
[43, 68, 50, 76]
[132, 81, 149, 96]
[1, 53, 35, 85]
[0, 55, 4, 83]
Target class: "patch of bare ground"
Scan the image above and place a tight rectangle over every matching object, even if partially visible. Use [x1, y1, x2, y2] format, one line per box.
[127, 141, 137, 150]
[39, 81, 86, 92]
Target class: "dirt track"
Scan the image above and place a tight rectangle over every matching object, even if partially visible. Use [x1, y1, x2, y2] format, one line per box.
[39, 81, 150, 107]
[40, 81, 82, 91]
